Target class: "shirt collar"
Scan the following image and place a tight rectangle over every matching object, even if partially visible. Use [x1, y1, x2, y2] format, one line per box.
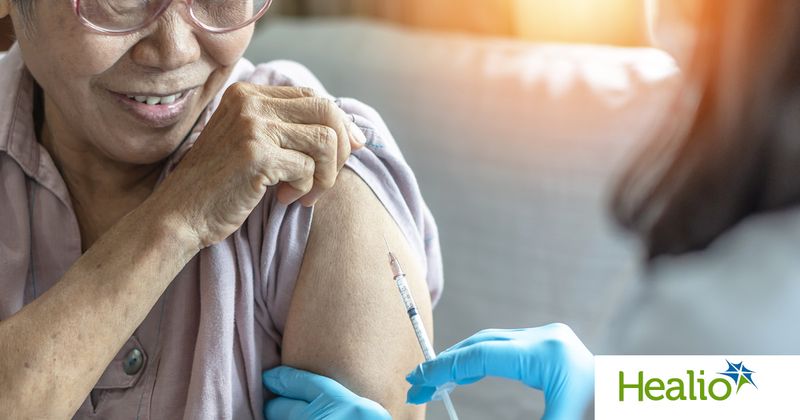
[0, 44, 41, 179]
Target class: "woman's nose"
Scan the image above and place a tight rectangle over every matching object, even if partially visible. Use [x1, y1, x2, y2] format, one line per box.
[129, 4, 201, 71]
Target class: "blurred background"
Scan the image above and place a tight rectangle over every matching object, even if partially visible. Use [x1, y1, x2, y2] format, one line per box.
[1, 1, 680, 418]
[0, 0, 650, 50]
[267, 0, 649, 45]
[243, 2, 678, 417]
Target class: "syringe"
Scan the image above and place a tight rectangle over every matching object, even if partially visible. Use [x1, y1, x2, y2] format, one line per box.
[384, 238, 459, 420]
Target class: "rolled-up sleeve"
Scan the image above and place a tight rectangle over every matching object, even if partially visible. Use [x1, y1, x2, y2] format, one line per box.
[248, 61, 443, 344]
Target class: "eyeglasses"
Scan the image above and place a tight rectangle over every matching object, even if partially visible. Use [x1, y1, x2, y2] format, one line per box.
[71, 0, 273, 35]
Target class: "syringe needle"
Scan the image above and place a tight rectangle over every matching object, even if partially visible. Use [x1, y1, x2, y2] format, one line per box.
[382, 234, 391, 254]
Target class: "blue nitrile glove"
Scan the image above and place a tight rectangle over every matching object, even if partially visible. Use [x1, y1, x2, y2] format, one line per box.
[263, 366, 390, 420]
[406, 323, 594, 420]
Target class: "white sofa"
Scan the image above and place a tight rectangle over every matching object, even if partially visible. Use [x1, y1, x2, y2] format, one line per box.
[246, 17, 680, 419]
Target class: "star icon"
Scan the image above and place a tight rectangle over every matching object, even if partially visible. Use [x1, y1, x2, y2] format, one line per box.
[719, 360, 757, 393]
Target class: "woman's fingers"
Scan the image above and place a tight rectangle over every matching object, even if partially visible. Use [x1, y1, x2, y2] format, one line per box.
[256, 145, 316, 205]
[251, 91, 366, 206]
[251, 85, 318, 100]
[265, 122, 338, 206]
[262, 95, 366, 163]
[163, 83, 357, 249]
[299, 96, 359, 170]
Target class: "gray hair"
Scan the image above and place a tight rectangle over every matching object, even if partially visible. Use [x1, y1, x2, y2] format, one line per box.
[10, 0, 35, 35]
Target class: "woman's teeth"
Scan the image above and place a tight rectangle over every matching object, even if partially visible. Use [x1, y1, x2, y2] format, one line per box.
[127, 92, 184, 105]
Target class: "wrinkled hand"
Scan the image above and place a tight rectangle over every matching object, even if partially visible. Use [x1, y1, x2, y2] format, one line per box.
[151, 83, 366, 250]
[406, 323, 594, 420]
[263, 366, 390, 420]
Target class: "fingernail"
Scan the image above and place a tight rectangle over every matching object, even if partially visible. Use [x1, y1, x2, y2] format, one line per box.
[348, 121, 367, 145]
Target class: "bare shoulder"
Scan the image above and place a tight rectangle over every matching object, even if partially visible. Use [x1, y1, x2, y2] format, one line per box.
[282, 168, 430, 419]
[309, 168, 379, 237]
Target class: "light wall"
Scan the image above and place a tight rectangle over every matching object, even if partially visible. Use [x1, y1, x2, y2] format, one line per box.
[0, 1, 651, 50]
[271, 0, 649, 46]
[513, 0, 648, 46]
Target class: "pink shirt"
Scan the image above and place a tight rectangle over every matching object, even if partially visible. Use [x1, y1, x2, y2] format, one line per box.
[0, 44, 443, 419]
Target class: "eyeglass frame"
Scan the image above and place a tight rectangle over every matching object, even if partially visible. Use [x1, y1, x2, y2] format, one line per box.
[71, 0, 273, 35]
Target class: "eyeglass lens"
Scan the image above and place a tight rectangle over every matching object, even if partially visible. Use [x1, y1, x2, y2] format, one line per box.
[77, 0, 270, 32]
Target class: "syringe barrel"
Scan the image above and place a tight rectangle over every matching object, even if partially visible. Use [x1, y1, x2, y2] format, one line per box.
[387, 251, 459, 420]
[394, 274, 436, 361]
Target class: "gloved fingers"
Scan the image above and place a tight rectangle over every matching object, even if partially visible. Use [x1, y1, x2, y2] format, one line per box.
[263, 366, 346, 402]
[440, 328, 520, 354]
[541, 372, 595, 420]
[406, 376, 481, 405]
[532, 323, 587, 350]
[265, 397, 309, 419]
[454, 376, 483, 386]
[407, 341, 517, 387]
[406, 385, 437, 405]
[354, 396, 393, 418]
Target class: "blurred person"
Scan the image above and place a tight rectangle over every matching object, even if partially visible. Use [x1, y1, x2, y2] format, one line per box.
[608, 0, 800, 353]
[264, 0, 800, 418]
[0, 0, 442, 418]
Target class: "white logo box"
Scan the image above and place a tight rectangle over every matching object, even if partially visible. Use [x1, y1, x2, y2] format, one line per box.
[595, 355, 800, 420]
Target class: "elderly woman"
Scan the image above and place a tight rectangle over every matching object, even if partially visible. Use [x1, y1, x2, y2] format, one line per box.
[0, 1, 442, 419]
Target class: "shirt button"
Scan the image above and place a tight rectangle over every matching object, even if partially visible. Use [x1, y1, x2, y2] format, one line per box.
[123, 348, 144, 375]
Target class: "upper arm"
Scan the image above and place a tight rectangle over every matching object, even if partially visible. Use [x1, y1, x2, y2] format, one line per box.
[281, 168, 432, 419]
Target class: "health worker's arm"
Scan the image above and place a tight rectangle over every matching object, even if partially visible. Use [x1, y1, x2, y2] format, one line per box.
[282, 168, 433, 419]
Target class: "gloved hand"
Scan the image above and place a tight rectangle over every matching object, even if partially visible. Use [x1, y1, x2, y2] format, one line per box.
[406, 323, 594, 420]
[263, 366, 390, 420]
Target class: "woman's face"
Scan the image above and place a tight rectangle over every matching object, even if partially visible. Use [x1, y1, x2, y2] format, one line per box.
[7, 0, 254, 165]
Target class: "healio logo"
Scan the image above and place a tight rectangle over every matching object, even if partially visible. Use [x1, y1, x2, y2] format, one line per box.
[618, 360, 757, 402]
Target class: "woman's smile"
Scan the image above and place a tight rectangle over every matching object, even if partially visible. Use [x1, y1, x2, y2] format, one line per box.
[108, 85, 199, 128]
